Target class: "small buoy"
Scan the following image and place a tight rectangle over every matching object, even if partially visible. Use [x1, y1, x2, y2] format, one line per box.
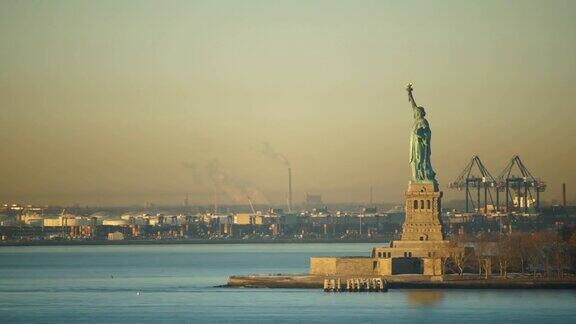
[136, 291, 141, 296]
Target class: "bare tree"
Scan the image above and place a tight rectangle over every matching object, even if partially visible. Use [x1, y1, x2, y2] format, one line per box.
[526, 233, 542, 278]
[568, 232, 576, 274]
[447, 234, 470, 276]
[473, 233, 491, 279]
[550, 234, 569, 278]
[509, 232, 530, 274]
[533, 232, 558, 278]
[495, 234, 514, 278]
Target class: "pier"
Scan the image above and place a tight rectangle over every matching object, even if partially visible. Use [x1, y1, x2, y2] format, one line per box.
[323, 278, 388, 292]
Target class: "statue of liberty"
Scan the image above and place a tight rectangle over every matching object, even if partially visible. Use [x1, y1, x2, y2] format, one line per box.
[406, 84, 437, 183]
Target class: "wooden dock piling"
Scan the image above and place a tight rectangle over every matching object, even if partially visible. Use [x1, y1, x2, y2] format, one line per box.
[324, 278, 387, 292]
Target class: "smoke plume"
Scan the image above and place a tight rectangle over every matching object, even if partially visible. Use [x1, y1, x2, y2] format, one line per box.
[261, 142, 290, 167]
[182, 161, 204, 184]
[183, 159, 268, 204]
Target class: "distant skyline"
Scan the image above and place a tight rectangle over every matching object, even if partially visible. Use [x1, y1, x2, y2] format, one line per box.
[1, 0, 575, 206]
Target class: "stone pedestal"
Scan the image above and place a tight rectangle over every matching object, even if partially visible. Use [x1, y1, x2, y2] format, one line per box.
[309, 180, 464, 278]
[376, 258, 392, 276]
[402, 181, 443, 241]
[423, 257, 443, 276]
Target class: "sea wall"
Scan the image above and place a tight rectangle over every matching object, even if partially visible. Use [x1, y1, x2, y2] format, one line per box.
[309, 257, 337, 275]
[310, 257, 374, 276]
[310, 256, 442, 276]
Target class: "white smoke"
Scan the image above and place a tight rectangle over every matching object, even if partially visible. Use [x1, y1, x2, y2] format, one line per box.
[261, 142, 290, 167]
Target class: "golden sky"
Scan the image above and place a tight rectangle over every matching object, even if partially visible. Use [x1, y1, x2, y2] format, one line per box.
[1, 0, 575, 206]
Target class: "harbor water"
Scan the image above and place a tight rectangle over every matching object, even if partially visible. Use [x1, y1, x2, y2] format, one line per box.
[0, 243, 575, 323]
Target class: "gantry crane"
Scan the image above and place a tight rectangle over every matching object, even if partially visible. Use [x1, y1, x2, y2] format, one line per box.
[496, 155, 546, 212]
[449, 156, 497, 213]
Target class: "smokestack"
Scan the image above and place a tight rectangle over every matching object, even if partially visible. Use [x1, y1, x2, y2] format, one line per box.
[563, 183, 566, 208]
[288, 168, 292, 212]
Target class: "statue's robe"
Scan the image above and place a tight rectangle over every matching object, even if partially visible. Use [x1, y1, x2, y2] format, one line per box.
[410, 118, 436, 182]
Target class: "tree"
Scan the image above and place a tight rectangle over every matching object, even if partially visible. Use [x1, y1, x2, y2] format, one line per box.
[531, 232, 557, 278]
[525, 232, 542, 278]
[509, 232, 530, 274]
[568, 231, 576, 273]
[495, 234, 514, 278]
[473, 233, 491, 279]
[447, 234, 470, 276]
[550, 234, 569, 278]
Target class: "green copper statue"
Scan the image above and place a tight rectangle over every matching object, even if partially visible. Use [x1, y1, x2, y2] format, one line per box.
[406, 83, 437, 183]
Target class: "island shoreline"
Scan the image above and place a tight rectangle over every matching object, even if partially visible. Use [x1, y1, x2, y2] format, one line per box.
[0, 238, 388, 247]
[226, 274, 576, 290]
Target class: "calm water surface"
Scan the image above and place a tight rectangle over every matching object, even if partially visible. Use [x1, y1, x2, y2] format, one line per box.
[0, 243, 574, 323]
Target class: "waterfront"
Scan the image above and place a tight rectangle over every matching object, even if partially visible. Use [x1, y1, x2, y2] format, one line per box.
[1, 244, 575, 323]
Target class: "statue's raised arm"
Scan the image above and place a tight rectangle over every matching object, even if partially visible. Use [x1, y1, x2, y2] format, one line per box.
[406, 83, 417, 110]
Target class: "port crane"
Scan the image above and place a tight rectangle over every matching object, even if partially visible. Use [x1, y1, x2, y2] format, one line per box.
[496, 155, 546, 212]
[449, 156, 497, 213]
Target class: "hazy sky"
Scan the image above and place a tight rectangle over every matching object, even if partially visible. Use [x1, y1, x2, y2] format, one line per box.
[1, 0, 575, 206]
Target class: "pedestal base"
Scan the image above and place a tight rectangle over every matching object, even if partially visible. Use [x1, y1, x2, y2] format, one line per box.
[402, 182, 443, 241]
